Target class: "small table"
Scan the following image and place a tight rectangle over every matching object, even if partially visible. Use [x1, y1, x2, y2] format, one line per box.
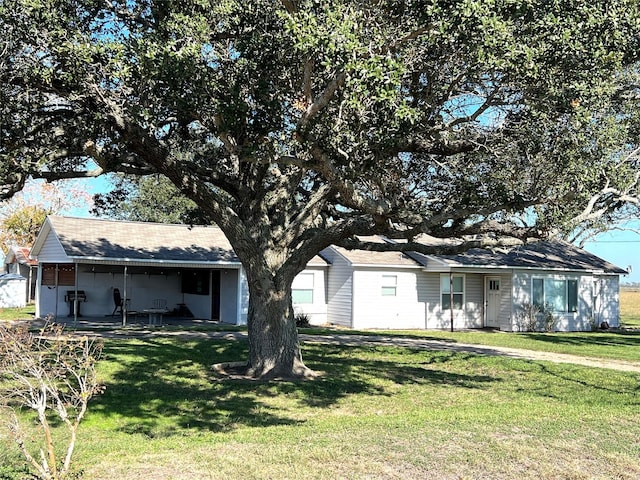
[143, 308, 167, 326]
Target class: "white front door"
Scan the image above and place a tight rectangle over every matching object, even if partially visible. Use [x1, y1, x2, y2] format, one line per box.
[485, 277, 501, 328]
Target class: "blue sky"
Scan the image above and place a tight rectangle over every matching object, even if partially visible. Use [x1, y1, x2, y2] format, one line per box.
[583, 227, 640, 284]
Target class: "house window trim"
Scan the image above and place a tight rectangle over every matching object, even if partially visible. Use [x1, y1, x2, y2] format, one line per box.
[531, 276, 579, 313]
[441, 273, 465, 311]
[292, 272, 314, 305]
[381, 274, 398, 297]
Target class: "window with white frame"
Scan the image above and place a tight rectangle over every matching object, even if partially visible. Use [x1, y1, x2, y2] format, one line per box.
[292, 272, 314, 304]
[532, 278, 578, 313]
[381, 274, 397, 296]
[441, 274, 464, 310]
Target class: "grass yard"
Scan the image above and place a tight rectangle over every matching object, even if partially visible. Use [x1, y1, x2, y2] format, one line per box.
[298, 287, 640, 363]
[1, 291, 640, 479]
[2, 337, 640, 480]
[620, 287, 640, 328]
[0, 305, 35, 322]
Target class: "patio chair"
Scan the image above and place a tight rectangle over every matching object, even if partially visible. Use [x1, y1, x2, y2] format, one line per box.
[111, 288, 139, 319]
[152, 298, 168, 311]
[145, 298, 169, 326]
[111, 288, 123, 316]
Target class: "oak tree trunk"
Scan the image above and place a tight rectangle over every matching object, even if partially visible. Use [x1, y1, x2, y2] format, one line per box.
[243, 269, 316, 380]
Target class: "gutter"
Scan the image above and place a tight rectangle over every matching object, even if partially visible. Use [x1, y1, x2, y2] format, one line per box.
[422, 264, 622, 276]
[64, 256, 242, 268]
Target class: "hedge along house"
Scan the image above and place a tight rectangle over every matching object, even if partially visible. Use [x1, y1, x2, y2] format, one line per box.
[30, 216, 247, 324]
[319, 236, 627, 331]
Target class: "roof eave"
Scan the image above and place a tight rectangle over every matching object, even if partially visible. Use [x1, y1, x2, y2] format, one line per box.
[422, 264, 625, 275]
[65, 256, 242, 268]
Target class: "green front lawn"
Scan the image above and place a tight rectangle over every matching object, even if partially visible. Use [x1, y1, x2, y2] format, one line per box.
[2, 337, 639, 479]
[0, 304, 35, 322]
[328, 328, 640, 363]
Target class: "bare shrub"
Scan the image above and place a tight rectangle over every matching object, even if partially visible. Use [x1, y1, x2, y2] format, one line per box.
[515, 303, 541, 332]
[0, 323, 103, 480]
[515, 303, 556, 332]
[541, 306, 557, 332]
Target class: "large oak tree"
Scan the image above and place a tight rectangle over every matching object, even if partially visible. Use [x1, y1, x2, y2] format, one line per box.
[2, 0, 640, 378]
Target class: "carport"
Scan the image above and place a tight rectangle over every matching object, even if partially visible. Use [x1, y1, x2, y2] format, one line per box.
[30, 216, 247, 325]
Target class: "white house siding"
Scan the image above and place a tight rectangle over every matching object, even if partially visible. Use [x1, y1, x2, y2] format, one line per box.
[496, 274, 514, 331]
[422, 273, 442, 329]
[425, 272, 483, 330]
[126, 272, 183, 316]
[292, 267, 328, 326]
[37, 233, 69, 263]
[510, 270, 613, 332]
[218, 268, 239, 324]
[182, 290, 211, 320]
[34, 233, 70, 318]
[321, 248, 353, 327]
[594, 275, 620, 328]
[238, 268, 249, 325]
[351, 268, 425, 329]
[465, 274, 484, 328]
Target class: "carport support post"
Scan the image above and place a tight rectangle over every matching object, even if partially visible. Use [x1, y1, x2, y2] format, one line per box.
[54, 264, 59, 320]
[73, 262, 78, 326]
[122, 265, 128, 327]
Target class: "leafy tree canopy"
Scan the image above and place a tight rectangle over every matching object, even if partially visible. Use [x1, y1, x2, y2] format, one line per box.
[91, 174, 201, 224]
[1, 0, 640, 377]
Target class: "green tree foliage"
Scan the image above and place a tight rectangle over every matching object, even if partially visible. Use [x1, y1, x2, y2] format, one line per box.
[1, 0, 639, 377]
[91, 174, 201, 224]
[0, 180, 91, 254]
[0, 205, 50, 254]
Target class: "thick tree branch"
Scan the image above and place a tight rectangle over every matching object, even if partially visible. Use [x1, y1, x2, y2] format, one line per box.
[297, 72, 346, 131]
[337, 234, 529, 257]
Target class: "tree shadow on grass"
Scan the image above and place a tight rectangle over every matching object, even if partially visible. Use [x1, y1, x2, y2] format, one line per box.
[94, 338, 293, 437]
[520, 330, 640, 350]
[293, 344, 496, 408]
[521, 361, 640, 403]
[93, 338, 497, 436]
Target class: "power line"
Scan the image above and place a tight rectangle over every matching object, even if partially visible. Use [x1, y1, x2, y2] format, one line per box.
[584, 240, 640, 243]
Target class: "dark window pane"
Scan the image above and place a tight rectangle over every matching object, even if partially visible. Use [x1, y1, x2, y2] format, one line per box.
[532, 278, 544, 308]
[568, 279, 578, 312]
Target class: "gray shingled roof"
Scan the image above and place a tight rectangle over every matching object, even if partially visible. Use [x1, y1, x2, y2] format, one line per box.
[433, 240, 627, 274]
[47, 216, 239, 264]
[336, 235, 625, 274]
[330, 236, 423, 267]
[41, 216, 329, 267]
[36, 217, 623, 274]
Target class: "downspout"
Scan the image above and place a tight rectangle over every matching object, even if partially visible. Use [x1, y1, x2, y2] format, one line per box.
[122, 265, 128, 327]
[27, 265, 33, 303]
[54, 264, 59, 320]
[236, 267, 243, 325]
[73, 262, 79, 326]
[35, 263, 42, 318]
